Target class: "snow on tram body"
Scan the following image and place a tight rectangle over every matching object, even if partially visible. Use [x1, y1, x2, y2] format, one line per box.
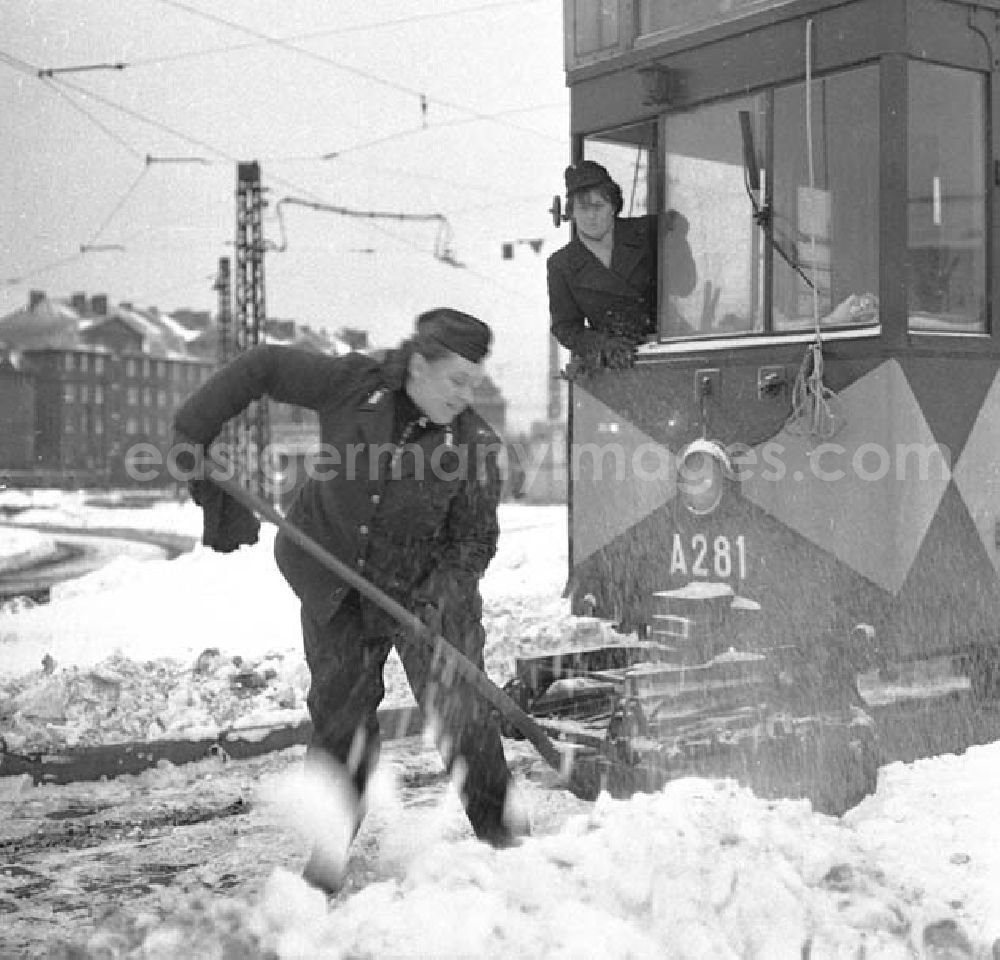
[512, 0, 1000, 810]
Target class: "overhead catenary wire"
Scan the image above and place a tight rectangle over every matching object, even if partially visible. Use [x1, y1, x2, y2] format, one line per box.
[272, 196, 462, 266]
[263, 173, 546, 307]
[82, 165, 152, 249]
[0, 25, 558, 305]
[38, 62, 126, 77]
[127, 0, 542, 67]
[318, 101, 566, 162]
[40, 79, 146, 160]
[151, 0, 563, 146]
[3, 43, 566, 204]
[41, 74, 243, 165]
[3, 252, 88, 287]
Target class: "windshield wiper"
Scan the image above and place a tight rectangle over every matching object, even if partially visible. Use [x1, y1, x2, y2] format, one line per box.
[739, 110, 816, 291]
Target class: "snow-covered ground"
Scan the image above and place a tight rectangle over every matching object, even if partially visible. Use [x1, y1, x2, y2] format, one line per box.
[0, 527, 61, 575]
[1, 490, 999, 958]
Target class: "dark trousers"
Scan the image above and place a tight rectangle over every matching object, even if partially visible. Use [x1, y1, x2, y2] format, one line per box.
[301, 591, 512, 840]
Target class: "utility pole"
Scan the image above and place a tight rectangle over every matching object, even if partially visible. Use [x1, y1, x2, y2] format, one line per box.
[213, 256, 236, 457]
[215, 256, 233, 365]
[232, 161, 270, 499]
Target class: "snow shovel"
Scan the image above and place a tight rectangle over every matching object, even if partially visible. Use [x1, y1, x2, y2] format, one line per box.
[203, 464, 601, 802]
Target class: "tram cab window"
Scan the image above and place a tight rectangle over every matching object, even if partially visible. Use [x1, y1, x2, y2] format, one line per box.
[661, 65, 880, 339]
[640, 0, 796, 41]
[582, 128, 653, 216]
[569, 0, 620, 62]
[907, 63, 986, 335]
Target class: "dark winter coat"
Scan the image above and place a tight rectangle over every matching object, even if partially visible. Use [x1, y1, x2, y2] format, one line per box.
[546, 215, 658, 356]
[173, 344, 502, 635]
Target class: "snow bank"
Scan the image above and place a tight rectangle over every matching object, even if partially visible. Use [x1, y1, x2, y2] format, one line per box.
[5, 494, 998, 959]
[0, 505, 633, 754]
[49, 769, 998, 959]
[0, 527, 61, 573]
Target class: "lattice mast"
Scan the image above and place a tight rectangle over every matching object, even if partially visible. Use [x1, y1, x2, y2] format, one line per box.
[213, 256, 236, 455]
[215, 256, 233, 365]
[233, 161, 270, 497]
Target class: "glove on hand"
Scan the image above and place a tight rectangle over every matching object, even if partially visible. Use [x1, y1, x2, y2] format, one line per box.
[189, 476, 260, 554]
[561, 355, 593, 381]
[601, 335, 638, 370]
[412, 566, 473, 639]
[415, 599, 443, 639]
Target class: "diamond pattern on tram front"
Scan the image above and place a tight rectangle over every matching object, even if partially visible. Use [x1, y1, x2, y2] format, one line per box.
[951, 368, 1000, 577]
[899, 355, 997, 462]
[742, 359, 950, 594]
[571, 383, 678, 564]
[886, 482, 1000, 657]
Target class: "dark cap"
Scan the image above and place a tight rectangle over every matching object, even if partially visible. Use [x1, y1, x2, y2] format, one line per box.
[564, 159, 615, 196]
[416, 308, 492, 363]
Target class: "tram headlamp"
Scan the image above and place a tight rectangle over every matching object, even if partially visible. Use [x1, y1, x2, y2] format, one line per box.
[677, 438, 730, 515]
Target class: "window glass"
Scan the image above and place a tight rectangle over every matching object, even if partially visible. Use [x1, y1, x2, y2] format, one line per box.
[771, 66, 879, 331]
[640, 0, 796, 39]
[579, 124, 656, 343]
[663, 96, 764, 336]
[583, 123, 653, 217]
[572, 0, 619, 60]
[661, 64, 879, 338]
[907, 63, 986, 334]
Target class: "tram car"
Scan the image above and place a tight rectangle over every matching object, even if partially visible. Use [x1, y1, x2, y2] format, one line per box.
[510, 0, 1000, 813]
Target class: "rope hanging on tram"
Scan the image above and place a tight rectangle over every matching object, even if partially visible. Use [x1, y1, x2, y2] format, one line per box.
[784, 17, 845, 442]
[785, 340, 844, 440]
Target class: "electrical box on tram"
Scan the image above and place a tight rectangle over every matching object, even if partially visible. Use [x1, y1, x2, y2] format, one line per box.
[508, 0, 1000, 811]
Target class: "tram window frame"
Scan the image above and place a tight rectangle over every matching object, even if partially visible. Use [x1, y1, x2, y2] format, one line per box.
[637, 0, 801, 45]
[581, 122, 656, 219]
[906, 61, 987, 338]
[653, 63, 881, 344]
[578, 122, 658, 359]
[565, 0, 624, 67]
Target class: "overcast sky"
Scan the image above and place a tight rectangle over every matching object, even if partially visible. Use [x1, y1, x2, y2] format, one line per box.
[1, 0, 570, 431]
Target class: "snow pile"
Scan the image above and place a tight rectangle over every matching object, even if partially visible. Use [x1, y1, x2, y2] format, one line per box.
[48, 773, 995, 959]
[6, 494, 999, 959]
[0, 528, 300, 679]
[0, 648, 313, 751]
[845, 748, 1000, 945]
[0, 486, 202, 537]
[278, 779, 980, 960]
[0, 527, 60, 574]
[1, 505, 633, 753]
